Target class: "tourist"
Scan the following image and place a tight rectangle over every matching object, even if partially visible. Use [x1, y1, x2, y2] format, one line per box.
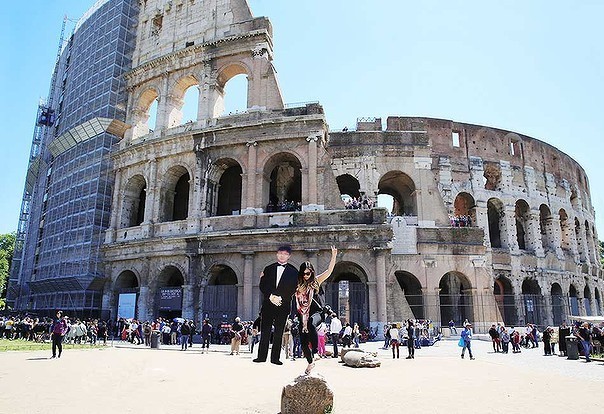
[559, 321, 570, 356]
[488, 324, 501, 353]
[389, 323, 400, 359]
[383, 324, 391, 349]
[282, 318, 293, 359]
[249, 314, 261, 354]
[201, 319, 212, 352]
[50, 311, 69, 359]
[448, 319, 457, 335]
[575, 322, 593, 363]
[542, 326, 552, 356]
[230, 317, 244, 355]
[500, 327, 510, 354]
[329, 313, 342, 359]
[317, 321, 328, 357]
[405, 319, 415, 359]
[342, 323, 353, 348]
[254, 245, 299, 365]
[460, 322, 475, 360]
[352, 323, 361, 348]
[511, 328, 521, 353]
[294, 246, 338, 374]
[180, 320, 191, 351]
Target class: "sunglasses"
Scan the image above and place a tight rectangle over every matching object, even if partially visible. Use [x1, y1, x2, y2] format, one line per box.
[303, 271, 312, 275]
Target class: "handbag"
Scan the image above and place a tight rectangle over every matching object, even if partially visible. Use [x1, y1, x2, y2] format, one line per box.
[458, 337, 465, 347]
[309, 297, 328, 328]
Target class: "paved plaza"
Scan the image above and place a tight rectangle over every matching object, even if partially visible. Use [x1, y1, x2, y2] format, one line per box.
[0, 338, 602, 413]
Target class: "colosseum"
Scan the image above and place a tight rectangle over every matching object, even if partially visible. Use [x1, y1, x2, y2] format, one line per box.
[101, 0, 602, 334]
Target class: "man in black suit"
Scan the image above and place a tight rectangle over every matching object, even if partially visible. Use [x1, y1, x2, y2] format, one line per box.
[253, 244, 298, 365]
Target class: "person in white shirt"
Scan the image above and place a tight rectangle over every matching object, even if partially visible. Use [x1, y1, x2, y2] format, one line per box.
[342, 323, 353, 348]
[329, 314, 342, 358]
[389, 324, 400, 359]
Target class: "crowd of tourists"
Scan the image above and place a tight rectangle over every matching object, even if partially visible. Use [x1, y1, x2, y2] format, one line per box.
[382, 319, 441, 359]
[448, 214, 473, 227]
[343, 196, 375, 210]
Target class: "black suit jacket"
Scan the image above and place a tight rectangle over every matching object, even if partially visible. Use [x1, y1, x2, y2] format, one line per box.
[259, 263, 298, 313]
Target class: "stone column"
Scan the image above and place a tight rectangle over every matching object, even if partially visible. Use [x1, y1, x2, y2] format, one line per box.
[542, 292, 554, 327]
[188, 154, 204, 233]
[528, 212, 545, 257]
[137, 286, 150, 322]
[550, 217, 564, 259]
[577, 221, 590, 264]
[242, 252, 255, 320]
[512, 280, 526, 326]
[422, 287, 441, 325]
[155, 73, 171, 130]
[242, 141, 258, 214]
[474, 200, 489, 247]
[375, 249, 387, 331]
[181, 285, 194, 319]
[367, 281, 381, 339]
[107, 168, 123, 243]
[306, 135, 319, 207]
[503, 205, 519, 253]
[141, 159, 157, 238]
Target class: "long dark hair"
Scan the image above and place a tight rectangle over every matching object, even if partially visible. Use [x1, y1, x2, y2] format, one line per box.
[297, 261, 319, 292]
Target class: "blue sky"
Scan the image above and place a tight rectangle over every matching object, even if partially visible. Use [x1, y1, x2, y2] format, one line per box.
[1, 1, 603, 238]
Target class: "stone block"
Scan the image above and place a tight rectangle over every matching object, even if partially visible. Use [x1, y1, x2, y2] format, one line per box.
[281, 374, 334, 414]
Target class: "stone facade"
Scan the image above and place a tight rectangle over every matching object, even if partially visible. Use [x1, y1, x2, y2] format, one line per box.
[101, 0, 602, 334]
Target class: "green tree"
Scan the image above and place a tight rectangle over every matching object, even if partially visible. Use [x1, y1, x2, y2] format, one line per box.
[0, 232, 16, 309]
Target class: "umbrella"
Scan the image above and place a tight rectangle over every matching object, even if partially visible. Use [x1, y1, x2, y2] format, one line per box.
[173, 317, 185, 323]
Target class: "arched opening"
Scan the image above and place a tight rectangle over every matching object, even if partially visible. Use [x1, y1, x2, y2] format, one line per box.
[179, 85, 199, 124]
[131, 88, 159, 139]
[155, 266, 185, 319]
[202, 264, 238, 324]
[263, 153, 302, 212]
[487, 198, 504, 248]
[595, 288, 602, 316]
[539, 204, 555, 253]
[160, 166, 190, 222]
[207, 159, 243, 216]
[394, 271, 424, 319]
[223, 74, 248, 115]
[521, 279, 543, 325]
[213, 65, 248, 118]
[378, 171, 416, 216]
[493, 276, 516, 325]
[120, 175, 147, 228]
[322, 262, 369, 328]
[551, 283, 565, 325]
[575, 219, 586, 262]
[336, 174, 362, 208]
[439, 272, 473, 327]
[114, 270, 139, 319]
[569, 284, 579, 316]
[559, 209, 572, 252]
[452, 192, 476, 227]
[515, 200, 530, 251]
[584, 285, 592, 316]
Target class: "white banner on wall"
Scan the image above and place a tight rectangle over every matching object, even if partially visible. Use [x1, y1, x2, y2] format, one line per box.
[117, 293, 137, 319]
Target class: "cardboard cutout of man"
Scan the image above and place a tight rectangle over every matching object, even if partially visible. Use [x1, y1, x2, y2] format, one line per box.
[253, 244, 298, 365]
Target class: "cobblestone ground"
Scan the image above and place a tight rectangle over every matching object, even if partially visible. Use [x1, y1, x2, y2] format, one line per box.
[0, 338, 602, 413]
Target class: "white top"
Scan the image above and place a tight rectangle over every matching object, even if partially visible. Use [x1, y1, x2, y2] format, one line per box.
[276, 264, 285, 287]
[343, 325, 353, 336]
[389, 327, 399, 341]
[329, 317, 342, 334]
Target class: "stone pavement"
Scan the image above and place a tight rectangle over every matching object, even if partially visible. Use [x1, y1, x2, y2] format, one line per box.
[0, 338, 602, 414]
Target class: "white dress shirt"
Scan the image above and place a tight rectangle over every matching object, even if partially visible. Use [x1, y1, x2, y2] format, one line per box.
[276, 263, 286, 288]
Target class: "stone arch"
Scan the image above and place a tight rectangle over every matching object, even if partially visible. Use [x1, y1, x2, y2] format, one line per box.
[453, 192, 476, 227]
[206, 158, 244, 216]
[487, 198, 504, 248]
[551, 283, 565, 325]
[113, 270, 140, 320]
[202, 263, 239, 323]
[515, 200, 530, 251]
[262, 152, 303, 212]
[584, 285, 592, 316]
[394, 271, 424, 319]
[378, 171, 416, 216]
[120, 174, 147, 228]
[155, 265, 186, 319]
[559, 209, 572, 252]
[323, 261, 369, 327]
[336, 174, 361, 202]
[167, 74, 200, 127]
[493, 275, 516, 325]
[159, 165, 191, 222]
[213, 63, 250, 118]
[131, 87, 160, 139]
[569, 283, 579, 316]
[521, 278, 544, 325]
[539, 204, 555, 253]
[439, 271, 473, 326]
